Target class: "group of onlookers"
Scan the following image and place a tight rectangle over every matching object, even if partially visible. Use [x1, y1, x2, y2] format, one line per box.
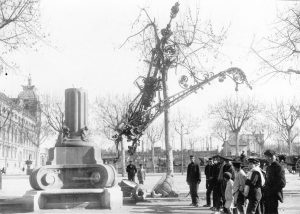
[126, 160, 146, 184]
[125, 149, 286, 214]
[187, 149, 286, 214]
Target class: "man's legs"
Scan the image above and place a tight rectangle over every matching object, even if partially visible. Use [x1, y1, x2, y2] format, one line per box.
[236, 192, 245, 214]
[212, 183, 218, 208]
[206, 181, 213, 206]
[221, 179, 227, 207]
[190, 182, 199, 205]
[213, 182, 222, 210]
[264, 197, 278, 214]
[246, 199, 261, 214]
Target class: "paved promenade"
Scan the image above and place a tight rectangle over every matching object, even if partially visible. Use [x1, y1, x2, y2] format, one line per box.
[0, 171, 299, 213]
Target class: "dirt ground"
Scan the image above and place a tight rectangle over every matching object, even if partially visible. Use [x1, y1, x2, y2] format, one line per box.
[0, 171, 300, 213]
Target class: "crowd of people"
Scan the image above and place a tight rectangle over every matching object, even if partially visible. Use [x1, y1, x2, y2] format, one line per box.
[193, 149, 286, 214]
[125, 149, 286, 214]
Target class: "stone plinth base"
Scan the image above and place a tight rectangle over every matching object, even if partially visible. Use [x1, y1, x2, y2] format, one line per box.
[23, 187, 122, 211]
[47, 146, 103, 165]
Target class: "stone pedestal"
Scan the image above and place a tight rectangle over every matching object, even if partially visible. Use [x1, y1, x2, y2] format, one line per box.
[24, 186, 123, 211]
[47, 145, 102, 165]
[27, 88, 122, 211]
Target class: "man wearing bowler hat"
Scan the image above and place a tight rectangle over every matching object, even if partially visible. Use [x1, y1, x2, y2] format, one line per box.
[263, 149, 286, 214]
[186, 155, 201, 207]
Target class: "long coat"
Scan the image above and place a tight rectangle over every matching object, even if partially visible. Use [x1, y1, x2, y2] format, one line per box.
[126, 164, 137, 178]
[264, 161, 286, 202]
[186, 162, 201, 184]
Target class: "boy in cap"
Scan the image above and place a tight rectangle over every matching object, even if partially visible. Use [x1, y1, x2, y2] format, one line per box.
[224, 172, 234, 214]
[137, 163, 146, 184]
[263, 149, 286, 214]
[186, 155, 201, 207]
[244, 158, 265, 214]
[232, 161, 247, 214]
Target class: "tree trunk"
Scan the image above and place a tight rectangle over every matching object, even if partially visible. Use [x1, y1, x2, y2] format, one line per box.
[224, 141, 228, 156]
[142, 139, 145, 163]
[121, 140, 126, 177]
[234, 131, 239, 156]
[181, 130, 183, 175]
[35, 147, 40, 167]
[288, 130, 292, 155]
[162, 70, 173, 175]
[151, 141, 155, 173]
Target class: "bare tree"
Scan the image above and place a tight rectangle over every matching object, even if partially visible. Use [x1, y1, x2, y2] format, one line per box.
[172, 111, 198, 174]
[269, 101, 299, 155]
[188, 136, 199, 151]
[119, 2, 243, 177]
[94, 94, 132, 176]
[145, 123, 163, 173]
[252, 6, 300, 77]
[0, 0, 44, 70]
[211, 120, 230, 155]
[40, 95, 64, 143]
[211, 97, 260, 156]
[245, 119, 274, 156]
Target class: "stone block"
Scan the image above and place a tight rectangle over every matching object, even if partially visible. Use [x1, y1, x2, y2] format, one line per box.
[47, 146, 102, 165]
[100, 186, 123, 210]
[23, 187, 123, 211]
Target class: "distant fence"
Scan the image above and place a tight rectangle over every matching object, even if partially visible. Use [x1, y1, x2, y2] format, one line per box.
[116, 165, 205, 174]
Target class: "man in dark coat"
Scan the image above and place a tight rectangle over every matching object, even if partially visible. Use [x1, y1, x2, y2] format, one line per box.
[204, 158, 214, 207]
[211, 155, 222, 211]
[186, 155, 201, 207]
[126, 161, 137, 182]
[218, 156, 235, 210]
[263, 149, 286, 214]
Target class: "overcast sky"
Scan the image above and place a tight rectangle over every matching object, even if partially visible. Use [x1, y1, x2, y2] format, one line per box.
[0, 0, 300, 149]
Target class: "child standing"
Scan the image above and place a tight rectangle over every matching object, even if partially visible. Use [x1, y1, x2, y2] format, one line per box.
[224, 172, 234, 214]
[137, 164, 146, 184]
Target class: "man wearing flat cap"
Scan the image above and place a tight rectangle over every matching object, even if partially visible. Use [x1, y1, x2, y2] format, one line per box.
[218, 156, 235, 210]
[263, 149, 286, 214]
[204, 158, 214, 207]
[186, 155, 201, 207]
[244, 158, 265, 214]
[232, 161, 247, 214]
[211, 156, 222, 211]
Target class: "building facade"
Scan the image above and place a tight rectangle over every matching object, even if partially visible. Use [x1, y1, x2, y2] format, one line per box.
[0, 77, 41, 174]
[223, 133, 263, 156]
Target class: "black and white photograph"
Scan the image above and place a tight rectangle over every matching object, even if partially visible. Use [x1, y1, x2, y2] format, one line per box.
[0, 0, 299, 213]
